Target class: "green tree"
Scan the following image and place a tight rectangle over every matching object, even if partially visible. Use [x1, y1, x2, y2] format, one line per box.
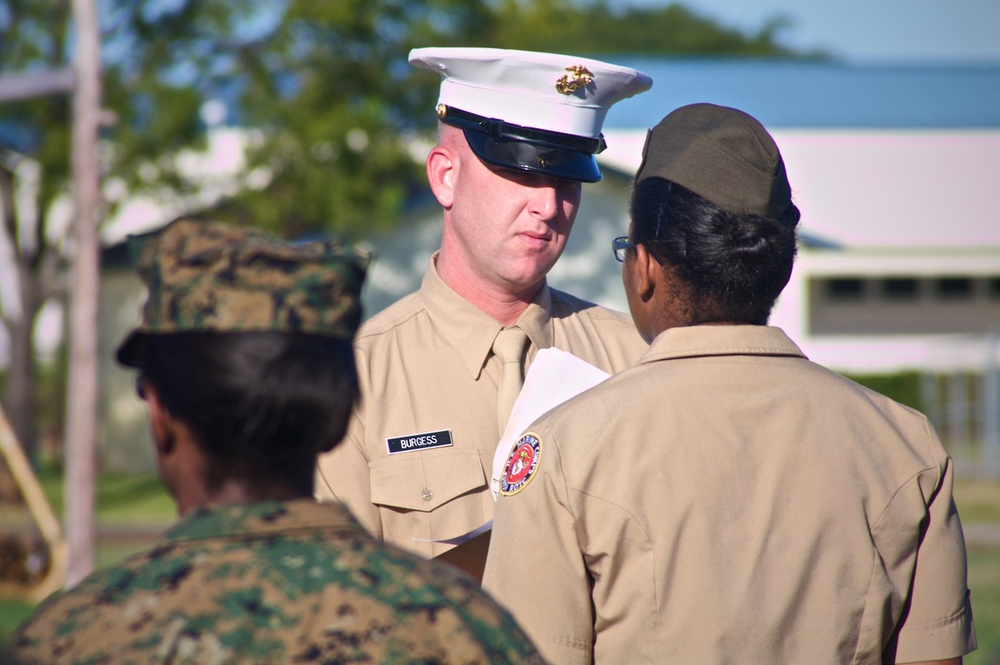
[208, 0, 500, 237]
[488, 0, 802, 57]
[0, 0, 498, 459]
[192, 0, 804, 235]
[0, 0, 75, 464]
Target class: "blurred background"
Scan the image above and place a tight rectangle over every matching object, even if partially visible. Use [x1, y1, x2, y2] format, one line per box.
[1, 0, 998, 660]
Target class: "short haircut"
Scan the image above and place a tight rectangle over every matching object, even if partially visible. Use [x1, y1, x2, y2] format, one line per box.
[138, 332, 358, 492]
[629, 177, 800, 325]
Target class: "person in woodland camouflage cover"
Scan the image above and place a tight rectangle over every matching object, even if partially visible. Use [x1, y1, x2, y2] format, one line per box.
[12, 218, 545, 664]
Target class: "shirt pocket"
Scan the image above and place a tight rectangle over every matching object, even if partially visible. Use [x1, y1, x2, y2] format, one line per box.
[369, 449, 486, 512]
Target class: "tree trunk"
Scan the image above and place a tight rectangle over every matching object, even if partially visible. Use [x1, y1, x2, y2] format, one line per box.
[2, 270, 40, 469]
[0, 309, 36, 504]
[0, 154, 41, 502]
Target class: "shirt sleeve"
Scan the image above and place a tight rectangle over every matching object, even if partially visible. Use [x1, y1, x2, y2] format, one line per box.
[892, 448, 977, 662]
[483, 427, 594, 665]
[315, 409, 383, 539]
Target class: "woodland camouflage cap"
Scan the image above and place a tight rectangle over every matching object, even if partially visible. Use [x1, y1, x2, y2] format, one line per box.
[115, 218, 370, 367]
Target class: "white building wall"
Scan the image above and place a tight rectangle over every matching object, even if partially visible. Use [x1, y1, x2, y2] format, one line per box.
[600, 128, 1000, 374]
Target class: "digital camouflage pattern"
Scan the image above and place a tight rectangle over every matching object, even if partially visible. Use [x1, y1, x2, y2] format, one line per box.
[116, 218, 371, 367]
[13, 500, 545, 665]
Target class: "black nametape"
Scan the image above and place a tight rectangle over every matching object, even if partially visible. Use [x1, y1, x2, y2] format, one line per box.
[386, 430, 454, 455]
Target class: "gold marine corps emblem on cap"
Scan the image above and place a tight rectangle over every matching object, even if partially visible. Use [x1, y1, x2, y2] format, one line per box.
[555, 65, 594, 95]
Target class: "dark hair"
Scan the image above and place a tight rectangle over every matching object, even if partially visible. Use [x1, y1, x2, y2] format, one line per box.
[629, 177, 800, 325]
[138, 332, 358, 493]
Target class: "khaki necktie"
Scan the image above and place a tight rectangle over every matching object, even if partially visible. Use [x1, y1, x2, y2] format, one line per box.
[492, 326, 529, 433]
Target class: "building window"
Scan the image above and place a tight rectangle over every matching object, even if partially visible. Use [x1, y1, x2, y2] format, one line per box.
[825, 278, 866, 301]
[935, 277, 973, 300]
[989, 277, 1000, 299]
[881, 277, 919, 301]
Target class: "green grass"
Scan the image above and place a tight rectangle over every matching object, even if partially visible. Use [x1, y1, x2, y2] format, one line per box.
[957, 480, 1000, 664]
[955, 478, 1000, 524]
[37, 467, 176, 525]
[0, 599, 34, 644]
[967, 545, 1000, 665]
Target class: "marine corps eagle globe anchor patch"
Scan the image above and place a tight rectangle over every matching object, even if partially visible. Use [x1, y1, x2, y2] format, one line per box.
[500, 433, 542, 496]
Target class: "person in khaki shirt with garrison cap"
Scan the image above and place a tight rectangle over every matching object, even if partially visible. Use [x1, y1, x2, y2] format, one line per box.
[484, 103, 977, 665]
[315, 48, 652, 574]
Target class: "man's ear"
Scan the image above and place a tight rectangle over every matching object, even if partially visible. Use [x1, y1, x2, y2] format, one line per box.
[426, 146, 457, 209]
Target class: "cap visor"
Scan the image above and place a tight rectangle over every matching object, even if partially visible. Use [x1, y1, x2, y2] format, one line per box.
[115, 330, 146, 368]
[464, 130, 602, 183]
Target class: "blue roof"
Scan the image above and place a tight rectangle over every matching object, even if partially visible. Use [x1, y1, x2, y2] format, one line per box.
[601, 58, 1000, 130]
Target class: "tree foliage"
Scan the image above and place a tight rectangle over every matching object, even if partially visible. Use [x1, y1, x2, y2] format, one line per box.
[0, 0, 505, 239]
[208, 0, 502, 237]
[488, 0, 799, 57]
[91, 0, 799, 238]
[0, 0, 74, 457]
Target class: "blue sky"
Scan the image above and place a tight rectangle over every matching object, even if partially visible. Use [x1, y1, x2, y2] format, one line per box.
[611, 0, 1000, 62]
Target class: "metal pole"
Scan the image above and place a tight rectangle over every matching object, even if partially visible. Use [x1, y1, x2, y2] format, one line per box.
[0, 406, 67, 601]
[64, 0, 102, 588]
[946, 372, 969, 464]
[920, 371, 939, 431]
[983, 333, 1000, 478]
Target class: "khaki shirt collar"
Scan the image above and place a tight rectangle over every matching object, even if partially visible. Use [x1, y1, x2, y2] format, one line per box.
[421, 253, 553, 380]
[638, 325, 807, 365]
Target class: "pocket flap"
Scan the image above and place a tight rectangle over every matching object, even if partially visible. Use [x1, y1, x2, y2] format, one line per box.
[369, 450, 486, 512]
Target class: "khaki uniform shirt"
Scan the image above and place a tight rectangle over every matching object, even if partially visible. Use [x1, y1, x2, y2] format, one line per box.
[316, 255, 646, 558]
[484, 325, 977, 665]
[15, 500, 544, 665]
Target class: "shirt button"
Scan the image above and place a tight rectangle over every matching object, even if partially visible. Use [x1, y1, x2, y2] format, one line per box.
[421, 488, 433, 502]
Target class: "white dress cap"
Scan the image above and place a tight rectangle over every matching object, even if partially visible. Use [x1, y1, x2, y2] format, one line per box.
[409, 47, 652, 139]
[409, 47, 652, 182]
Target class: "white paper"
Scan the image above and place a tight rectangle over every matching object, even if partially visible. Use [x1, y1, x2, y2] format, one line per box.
[490, 347, 611, 500]
[412, 348, 612, 544]
[410, 519, 493, 545]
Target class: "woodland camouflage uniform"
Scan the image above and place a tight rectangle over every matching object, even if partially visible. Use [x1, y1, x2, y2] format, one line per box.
[12, 219, 544, 665]
[15, 501, 542, 664]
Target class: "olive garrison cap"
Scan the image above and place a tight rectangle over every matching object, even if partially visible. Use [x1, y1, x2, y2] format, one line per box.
[636, 103, 792, 217]
[410, 47, 652, 183]
[115, 219, 370, 367]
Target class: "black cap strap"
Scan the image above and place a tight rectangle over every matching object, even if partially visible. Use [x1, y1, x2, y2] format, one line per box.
[439, 105, 606, 155]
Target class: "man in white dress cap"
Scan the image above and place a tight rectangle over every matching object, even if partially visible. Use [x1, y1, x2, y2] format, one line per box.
[316, 47, 651, 579]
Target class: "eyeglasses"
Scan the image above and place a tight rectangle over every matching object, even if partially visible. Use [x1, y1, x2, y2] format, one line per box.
[612, 236, 634, 262]
[612, 236, 664, 264]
